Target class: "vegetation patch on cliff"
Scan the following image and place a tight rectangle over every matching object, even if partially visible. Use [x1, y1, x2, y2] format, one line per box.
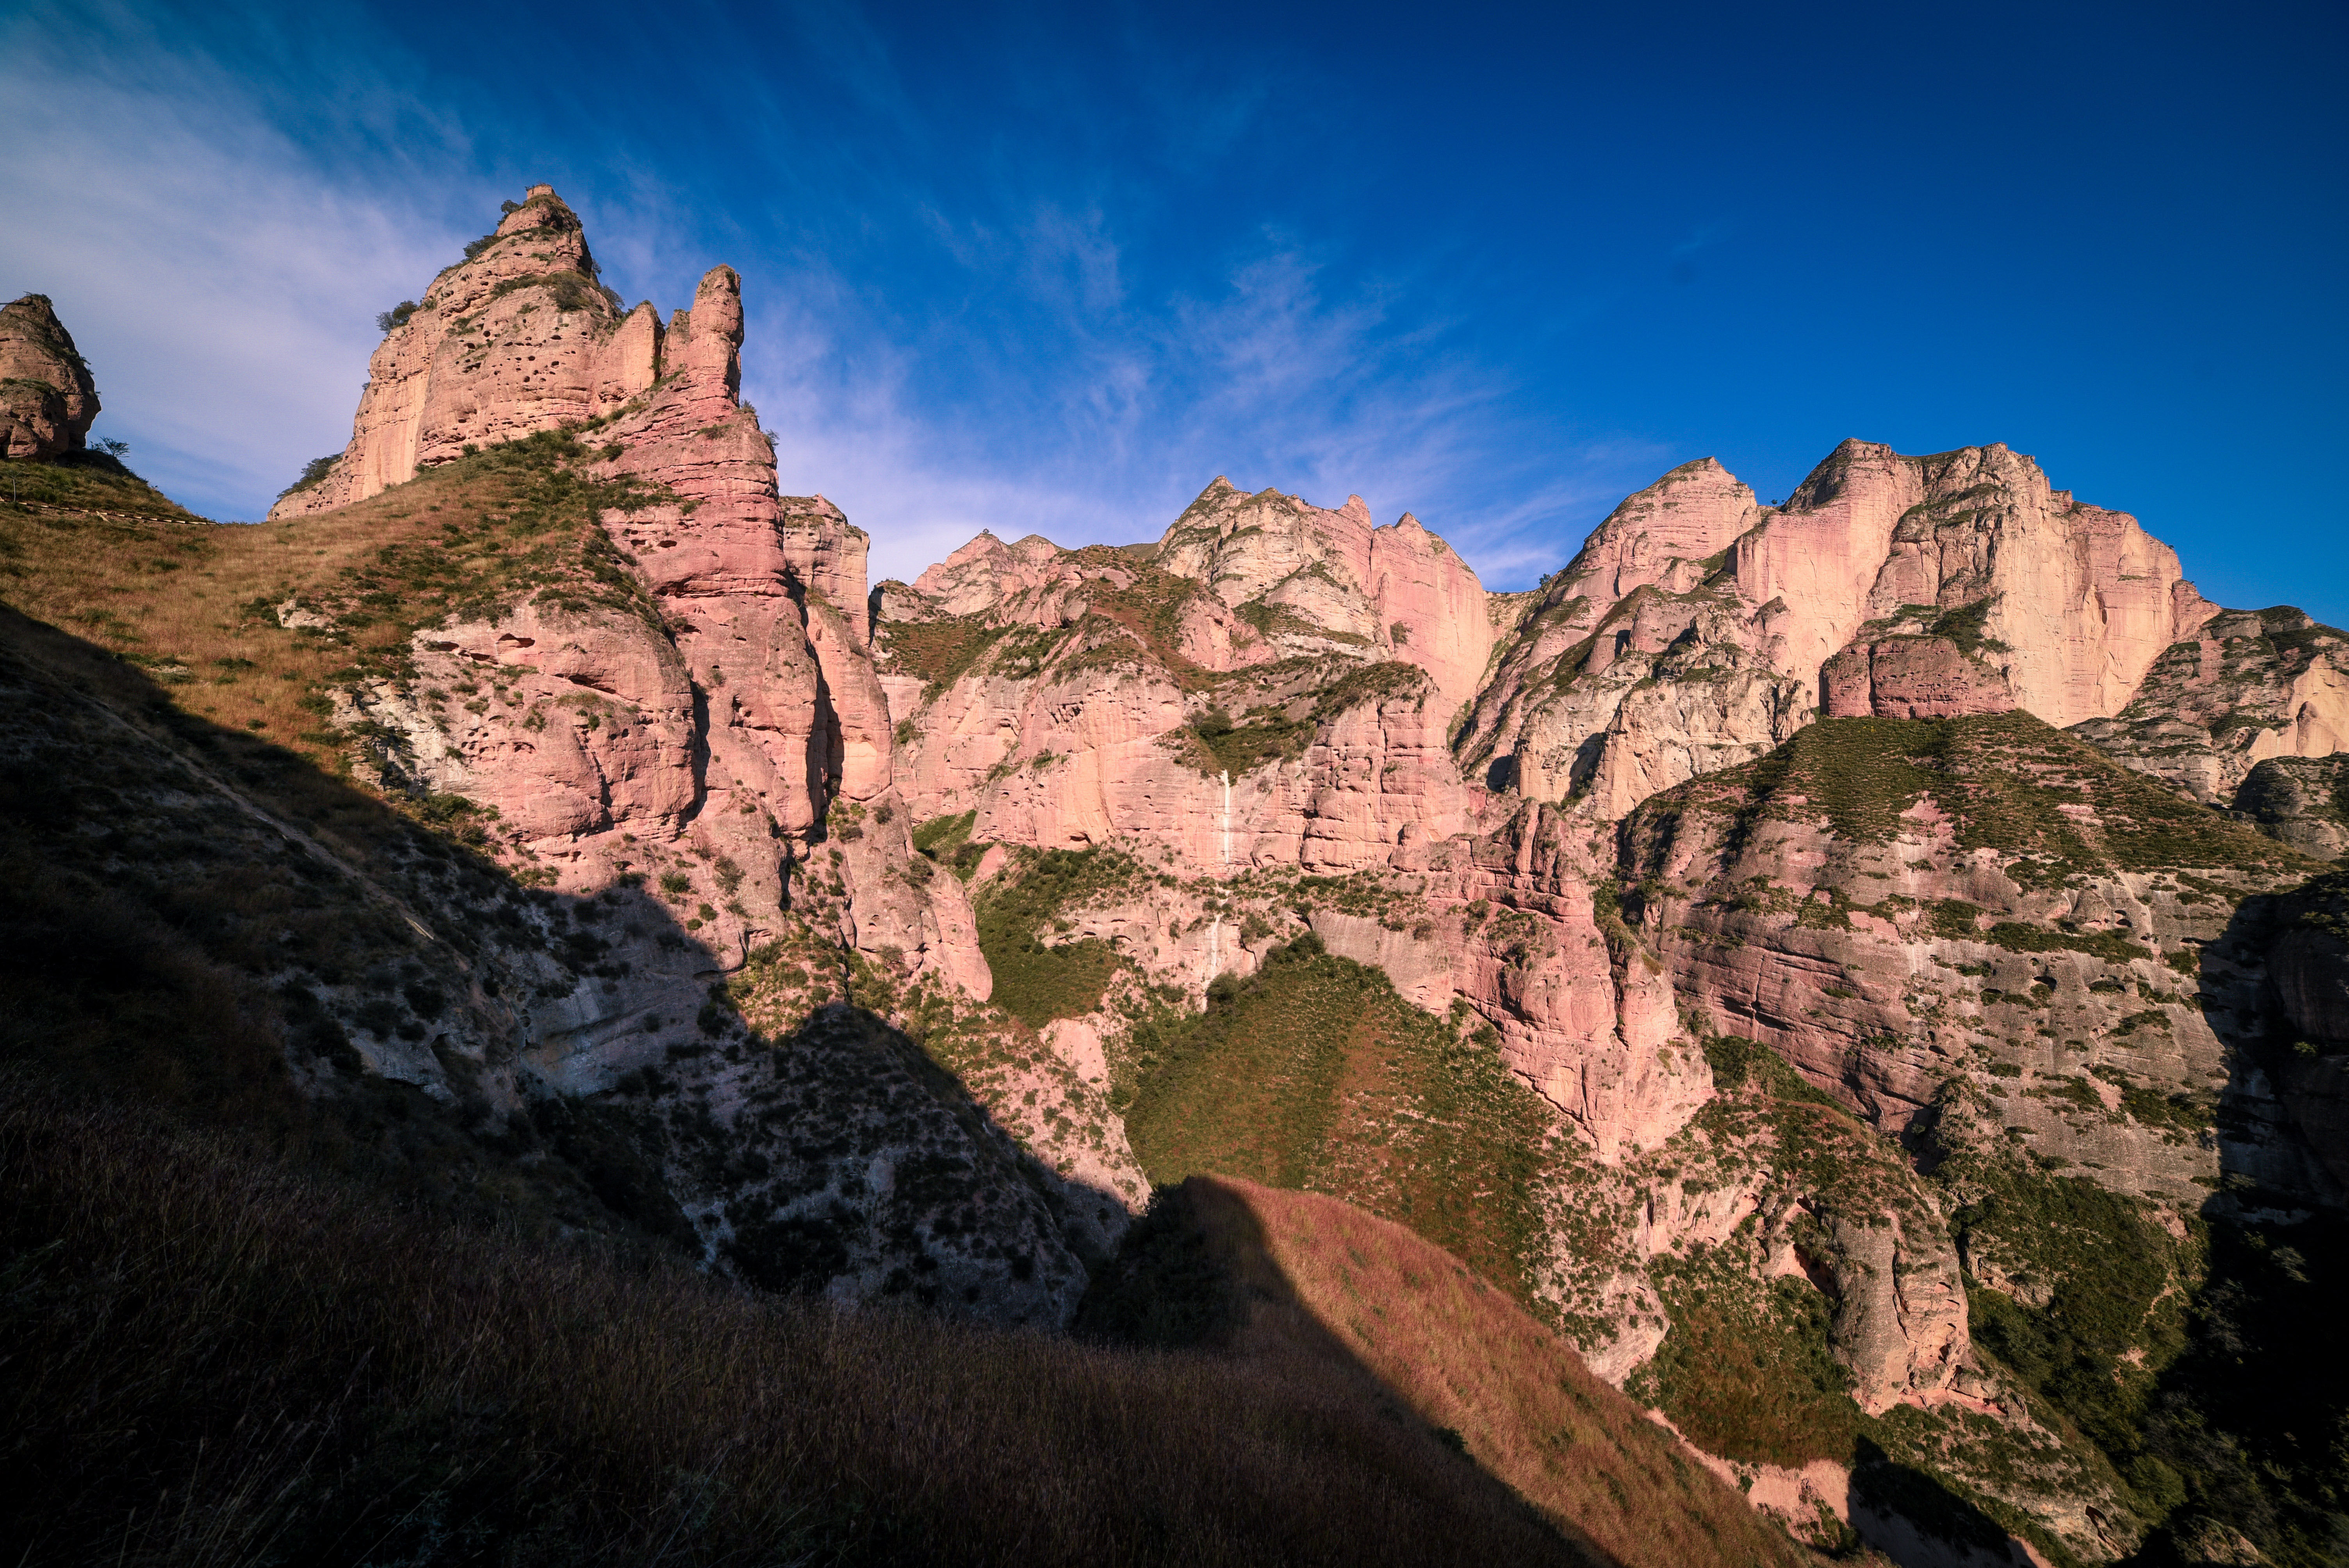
[1121, 936, 1561, 1311]
[1652, 712, 2314, 885]
[0, 426, 674, 785]
[972, 846, 1149, 1028]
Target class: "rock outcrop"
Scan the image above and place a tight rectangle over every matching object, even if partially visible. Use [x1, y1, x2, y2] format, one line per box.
[2071, 607, 2349, 805]
[1459, 442, 2220, 819]
[873, 481, 1498, 876]
[1820, 633, 2014, 719]
[1615, 712, 2321, 1204]
[0, 294, 99, 460]
[248, 191, 1175, 1321]
[2233, 753, 2349, 861]
[271, 187, 658, 518]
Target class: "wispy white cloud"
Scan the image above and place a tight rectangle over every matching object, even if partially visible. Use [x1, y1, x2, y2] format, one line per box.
[0, 4, 480, 517]
[745, 229, 1670, 588]
[0, 0, 1666, 588]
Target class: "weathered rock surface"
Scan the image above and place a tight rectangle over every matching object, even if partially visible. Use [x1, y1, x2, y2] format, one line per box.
[1616, 713, 2322, 1205]
[875, 482, 1499, 877]
[243, 191, 1185, 1322]
[1460, 442, 2221, 820]
[1821, 634, 2014, 719]
[271, 187, 658, 518]
[2071, 607, 2349, 804]
[0, 294, 99, 460]
[2232, 753, 2349, 861]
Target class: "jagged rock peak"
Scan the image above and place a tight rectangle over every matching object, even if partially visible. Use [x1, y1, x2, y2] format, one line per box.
[1461, 437, 2222, 819]
[0, 294, 100, 460]
[270, 186, 737, 519]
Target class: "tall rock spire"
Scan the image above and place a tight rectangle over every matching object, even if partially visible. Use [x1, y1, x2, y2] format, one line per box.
[0, 294, 100, 460]
[271, 186, 660, 517]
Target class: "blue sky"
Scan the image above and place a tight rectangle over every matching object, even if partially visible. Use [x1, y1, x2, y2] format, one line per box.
[3, 0, 2342, 620]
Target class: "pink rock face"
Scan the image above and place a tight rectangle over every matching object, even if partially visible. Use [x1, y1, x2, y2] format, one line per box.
[1837, 443, 2213, 727]
[1733, 440, 1924, 682]
[1430, 805, 1715, 1160]
[1463, 439, 2225, 822]
[0, 294, 99, 460]
[270, 188, 657, 518]
[880, 477, 1499, 880]
[1612, 712, 2303, 1208]
[307, 243, 986, 1012]
[1820, 636, 2015, 719]
[898, 650, 1479, 874]
[1565, 456, 1761, 618]
[2071, 607, 2349, 803]
[1151, 478, 1494, 698]
[1367, 512, 1492, 710]
[910, 531, 1107, 624]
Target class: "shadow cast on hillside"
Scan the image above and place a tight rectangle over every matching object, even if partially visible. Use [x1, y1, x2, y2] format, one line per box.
[1076, 1178, 1630, 1568]
[2205, 876, 2349, 1214]
[0, 604, 1665, 1566]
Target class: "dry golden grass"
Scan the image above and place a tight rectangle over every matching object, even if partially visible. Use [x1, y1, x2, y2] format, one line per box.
[0, 1077, 1632, 1568]
[1179, 1176, 1814, 1568]
[0, 439, 651, 779]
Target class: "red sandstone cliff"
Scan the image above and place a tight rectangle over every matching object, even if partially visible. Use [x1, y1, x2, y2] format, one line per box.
[0, 294, 100, 460]
[271, 187, 659, 518]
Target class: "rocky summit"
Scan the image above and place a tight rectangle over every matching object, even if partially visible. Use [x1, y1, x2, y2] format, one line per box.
[4, 189, 2345, 1568]
[0, 294, 100, 459]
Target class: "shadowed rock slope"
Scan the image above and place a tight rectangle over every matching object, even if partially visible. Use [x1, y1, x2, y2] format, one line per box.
[9, 180, 2348, 1568]
[1, 1078, 1673, 1568]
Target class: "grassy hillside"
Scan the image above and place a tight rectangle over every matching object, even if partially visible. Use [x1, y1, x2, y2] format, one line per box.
[1, 1078, 1617, 1568]
[0, 432, 660, 784]
[1650, 710, 2310, 882]
[1121, 935, 1563, 1313]
[1080, 1176, 1812, 1568]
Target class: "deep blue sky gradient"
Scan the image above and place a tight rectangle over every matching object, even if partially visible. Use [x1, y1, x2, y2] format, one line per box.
[3, 0, 2342, 617]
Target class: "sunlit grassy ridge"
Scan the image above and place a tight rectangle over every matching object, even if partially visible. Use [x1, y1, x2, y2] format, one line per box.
[0, 433, 665, 784]
[1652, 711, 2311, 883]
[1121, 936, 1564, 1312]
[1081, 1176, 1812, 1568]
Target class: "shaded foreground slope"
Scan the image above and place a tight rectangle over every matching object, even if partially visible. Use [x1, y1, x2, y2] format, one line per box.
[1081, 1176, 1813, 1568]
[1, 1078, 1611, 1568]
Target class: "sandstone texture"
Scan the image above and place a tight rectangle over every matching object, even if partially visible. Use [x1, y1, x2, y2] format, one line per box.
[872, 481, 1496, 878]
[0, 294, 99, 460]
[271, 188, 658, 518]
[2071, 607, 2349, 805]
[1459, 442, 2219, 819]
[242, 191, 1155, 1321]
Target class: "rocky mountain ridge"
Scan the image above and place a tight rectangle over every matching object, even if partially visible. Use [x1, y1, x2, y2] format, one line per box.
[8, 186, 2346, 1566]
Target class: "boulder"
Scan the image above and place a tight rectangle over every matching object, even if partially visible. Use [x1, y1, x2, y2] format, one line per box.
[1820, 635, 2015, 718]
[0, 294, 99, 459]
